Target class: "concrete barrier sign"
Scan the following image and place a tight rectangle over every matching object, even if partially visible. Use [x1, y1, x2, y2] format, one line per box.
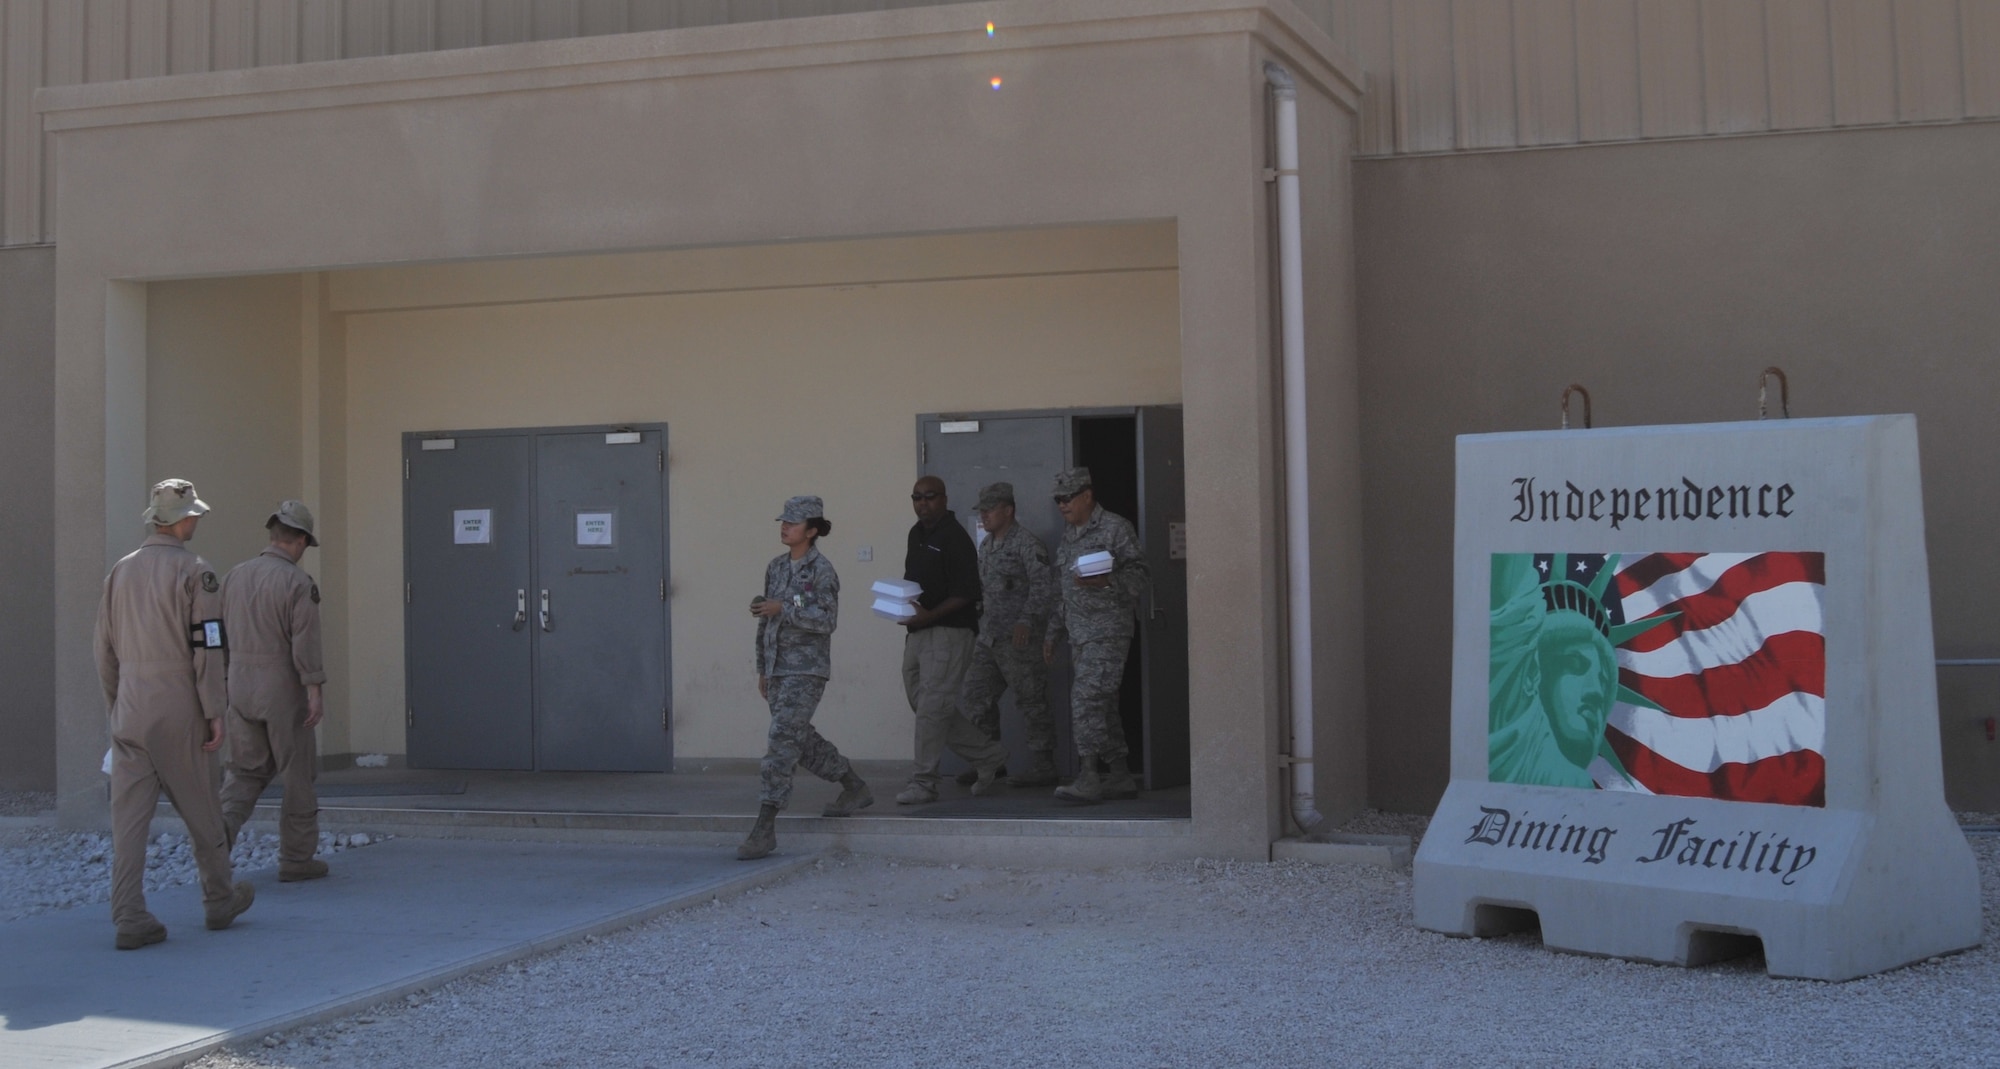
[1415, 415, 1980, 979]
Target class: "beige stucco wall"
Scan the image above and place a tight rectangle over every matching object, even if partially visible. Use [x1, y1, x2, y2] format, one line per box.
[1355, 118, 2000, 813]
[44, 2, 1363, 857]
[143, 275, 306, 580]
[0, 245, 55, 790]
[328, 232, 1181, 761]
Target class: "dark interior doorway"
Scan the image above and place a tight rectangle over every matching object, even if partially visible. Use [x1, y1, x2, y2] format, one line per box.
[1072, 415, 1147, 774]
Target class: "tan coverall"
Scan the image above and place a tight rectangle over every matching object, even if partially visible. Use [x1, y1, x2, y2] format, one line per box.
[94, 532, 237, 930]
[218, 547, 326, 861]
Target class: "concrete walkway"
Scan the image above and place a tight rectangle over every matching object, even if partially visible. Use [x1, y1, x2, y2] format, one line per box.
[0, 839, 811, 1069]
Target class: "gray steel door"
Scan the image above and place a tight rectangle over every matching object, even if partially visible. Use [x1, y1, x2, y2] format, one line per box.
[920, 415, 1076, 776]
[404, 434, 536, 770]
[1136, 406, 1190, 789]
[532, 431, 670, 771]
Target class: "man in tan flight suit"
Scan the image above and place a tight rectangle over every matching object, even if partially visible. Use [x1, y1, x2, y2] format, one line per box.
[95, 479, 255, 950]
[218, 500, 331, 882]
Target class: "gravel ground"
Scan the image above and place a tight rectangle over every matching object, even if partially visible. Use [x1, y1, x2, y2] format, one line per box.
[0, 789, 54, 817]
[0, 826, 387, 922]
[173, 836, 2000, 1069]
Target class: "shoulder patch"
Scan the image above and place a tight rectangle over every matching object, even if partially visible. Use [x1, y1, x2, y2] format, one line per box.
[201, 571, 219, 593]
[310, 583, 322, 604]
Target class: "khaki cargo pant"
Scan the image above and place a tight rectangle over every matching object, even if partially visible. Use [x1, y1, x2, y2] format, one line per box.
[903, 625, 1005, 791]
[110, 691, 235, 929]
[219, 702, 320, 863]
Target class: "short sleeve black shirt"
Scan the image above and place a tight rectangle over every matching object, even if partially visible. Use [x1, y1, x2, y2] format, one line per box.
[904, 511, 981, 631]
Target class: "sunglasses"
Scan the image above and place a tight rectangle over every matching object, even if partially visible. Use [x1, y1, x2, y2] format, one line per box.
[1053, 493, 1079, 505]
[910, 491, 943, 502]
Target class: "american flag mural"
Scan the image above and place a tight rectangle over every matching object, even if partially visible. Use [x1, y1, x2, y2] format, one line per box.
[1601, 552, 1827, 807]
[1486, 551, 1827, 806]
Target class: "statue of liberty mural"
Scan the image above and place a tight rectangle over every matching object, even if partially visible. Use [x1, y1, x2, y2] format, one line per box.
[1488, 553, 1675, 788]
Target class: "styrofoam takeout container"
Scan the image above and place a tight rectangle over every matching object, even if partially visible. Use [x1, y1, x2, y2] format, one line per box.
[871, 597, 920, 620]
[1074, 551, 1114, 577]
[870, 578, 924, 601]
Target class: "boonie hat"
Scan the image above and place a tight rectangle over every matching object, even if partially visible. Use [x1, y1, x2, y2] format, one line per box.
[1052, 468, 1093, 497]
[778, 495, 826, 523]
[976, 482, 1015, 510]
[268, 500, 320, 547]
[142, 479, 210, 526]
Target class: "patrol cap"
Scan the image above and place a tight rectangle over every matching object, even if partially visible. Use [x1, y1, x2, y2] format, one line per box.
[777, 495, 826, 523]
[141, 479, 210, 526]
[267, 500, 320, 547]
[976, 482, 1015, 510]
[1052, 468, 1093, 497]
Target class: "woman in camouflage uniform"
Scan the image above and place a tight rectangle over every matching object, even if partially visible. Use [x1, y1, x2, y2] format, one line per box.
[739, 495, 873, 860]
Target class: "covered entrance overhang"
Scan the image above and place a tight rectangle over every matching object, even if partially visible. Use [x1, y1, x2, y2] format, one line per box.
[42, 0, 1365, 863]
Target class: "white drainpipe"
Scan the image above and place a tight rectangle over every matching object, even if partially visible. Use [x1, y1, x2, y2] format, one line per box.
[1265, 62, 1323, 833]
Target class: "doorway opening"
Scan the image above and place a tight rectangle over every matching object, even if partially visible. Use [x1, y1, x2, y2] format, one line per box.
[919, 406, 1188, 790]
[1072, 415, 1147, 775]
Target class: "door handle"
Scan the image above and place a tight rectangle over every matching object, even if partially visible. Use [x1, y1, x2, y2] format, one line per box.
[512, 590, 528, 631]
[540, 589, 553, 632]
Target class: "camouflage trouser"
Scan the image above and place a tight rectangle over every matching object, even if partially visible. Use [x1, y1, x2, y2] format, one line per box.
[1069, 636, 1131, 765]
[959, 636, 1052, 755]
[759, 675, 852, 811]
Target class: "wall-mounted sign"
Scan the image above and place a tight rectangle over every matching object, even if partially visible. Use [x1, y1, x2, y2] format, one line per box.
[1415, 415, 1978, 981]
[453, 509, 492, 545]
[576, 511, 615, 547]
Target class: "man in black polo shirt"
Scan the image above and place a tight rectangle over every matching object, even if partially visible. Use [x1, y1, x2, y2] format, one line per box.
[895, 475, 1008, 804]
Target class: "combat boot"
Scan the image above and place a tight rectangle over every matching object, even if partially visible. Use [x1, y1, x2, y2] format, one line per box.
[969, 763, 1004, 797]
[1054, 762, 1103, 805]
[1100, 761, 1139, 800]
[822, 772, 874, 817]
[204, 881, 256, 931]
[279, 859, 330, 882]
[1006, 752, 1059, 788]
[114, 917, 167, 951]
[956, 765, 1006, 787]
[737, 804, 778, 860]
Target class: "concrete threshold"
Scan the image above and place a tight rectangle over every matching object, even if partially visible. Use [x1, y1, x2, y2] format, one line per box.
[0, 839, 815, 1069]
[241, 802, 1197, 868]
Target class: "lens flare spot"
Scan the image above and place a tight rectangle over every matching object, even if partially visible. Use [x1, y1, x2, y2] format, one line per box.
[986, 21, 996, 37]
[990, 76, 1004, 90]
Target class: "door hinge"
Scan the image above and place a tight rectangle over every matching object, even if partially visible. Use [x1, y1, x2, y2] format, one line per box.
[404, 458, 409, 480]
[657, 449, 664, 472]
[662, 706, 670, 731]
[921, 441, 927, 465]
[660, 578, 666, 601]
[405, 581, 411, 604]
[405, 706, 414, 728]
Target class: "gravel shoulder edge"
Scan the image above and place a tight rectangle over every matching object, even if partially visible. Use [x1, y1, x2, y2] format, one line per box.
[112, 851, 823, 1069]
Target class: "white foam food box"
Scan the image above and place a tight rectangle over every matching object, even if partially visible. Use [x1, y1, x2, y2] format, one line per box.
[1074, 551, 1114, 576]
[870, 578, 924, 601]
[871, 597, 919, 620]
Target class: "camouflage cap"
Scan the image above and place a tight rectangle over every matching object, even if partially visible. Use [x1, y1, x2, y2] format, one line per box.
[268, 499, 320, 547]
[777, 495, 825, 523]
[976, 482, 1015, 510]
[1052, 468, 1093, 497]
[141, 479, 210, 526]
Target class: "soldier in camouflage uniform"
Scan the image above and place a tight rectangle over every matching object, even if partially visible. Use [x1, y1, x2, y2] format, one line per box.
[1043, 468, 1150, 804]
[739, 495, 872, 860]
[956, 482, 1060, 787]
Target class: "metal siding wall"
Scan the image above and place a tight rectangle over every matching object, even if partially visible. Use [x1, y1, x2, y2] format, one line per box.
[1576, 0, 1642, 141]
[5, 0, 2000, 245]
[1767, 0, 1833, 130]
[1512, 0, 1578, 146]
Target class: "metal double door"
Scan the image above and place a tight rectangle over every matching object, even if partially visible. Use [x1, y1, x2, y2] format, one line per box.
[918, 407, 1188, 789]
[403, 426, 670, 771]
